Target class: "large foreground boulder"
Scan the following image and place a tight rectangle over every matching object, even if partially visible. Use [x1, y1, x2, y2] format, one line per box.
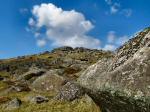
[78, 28, 150, 112]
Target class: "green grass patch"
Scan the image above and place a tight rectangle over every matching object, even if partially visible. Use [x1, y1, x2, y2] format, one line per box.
[0, 95, 101, 112]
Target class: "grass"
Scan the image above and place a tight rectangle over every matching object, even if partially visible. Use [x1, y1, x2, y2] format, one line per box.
[0, 82, 9, 92]
[0, 72, 11, 78]
[0, 95, 101, 112]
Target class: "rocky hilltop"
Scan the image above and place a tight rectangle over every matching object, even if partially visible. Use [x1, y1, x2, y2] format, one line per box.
[0, 46, 113, 79]
[0, 27, 150, 112]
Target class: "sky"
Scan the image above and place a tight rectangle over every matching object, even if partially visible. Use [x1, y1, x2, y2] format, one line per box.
[0, 0, 150, 59]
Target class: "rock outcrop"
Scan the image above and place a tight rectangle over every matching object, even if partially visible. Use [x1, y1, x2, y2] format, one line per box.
[31, 70, 66, 92]
[56, 82, 84, 101]
[17, 67, 46, 81]
[78, 28, 150, 112]
[0, 46, 113, 80]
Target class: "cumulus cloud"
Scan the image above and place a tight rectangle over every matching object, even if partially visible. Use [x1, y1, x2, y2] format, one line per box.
[29, 3, 101, 48]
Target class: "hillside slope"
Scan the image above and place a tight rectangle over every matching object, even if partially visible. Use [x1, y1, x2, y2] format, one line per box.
[0, 47, 113, 112]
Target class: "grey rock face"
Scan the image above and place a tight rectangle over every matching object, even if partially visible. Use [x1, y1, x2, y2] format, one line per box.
[78, 29, 150, 112]
[31, 70, 66, 92]
[18, 67, 46, 81]
[56, 82, 84, 101]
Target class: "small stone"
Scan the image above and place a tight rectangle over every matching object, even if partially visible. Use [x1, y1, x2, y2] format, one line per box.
[5, 98, 21, 110]
[29, 95, 49, 104]
[147, 85, 150, 89]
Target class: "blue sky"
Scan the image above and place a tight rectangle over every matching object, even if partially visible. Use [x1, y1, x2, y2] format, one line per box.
[0, 0, 150, 59]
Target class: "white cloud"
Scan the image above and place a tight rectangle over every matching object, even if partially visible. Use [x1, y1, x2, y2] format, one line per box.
[116, 35, 129, 45]
[105, 0, 112, 5]
[34, 32, 40, 38]
[105, 0, 120, 14]
[105, 0, 132, 17]
[28, 18, 35, 26]
[110, 3, 120, 14]
[103, 31, 129, 51]
[25, 27, 30, 32]
[122, 9, 132, 17]
[107, 31, 129, 46]
[37, 39, 46, 47]
[107, 31, 116, 43]
[110, 6, 118, 14]
[103, 44, 116, 51]
[29, 3, 101, 48]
